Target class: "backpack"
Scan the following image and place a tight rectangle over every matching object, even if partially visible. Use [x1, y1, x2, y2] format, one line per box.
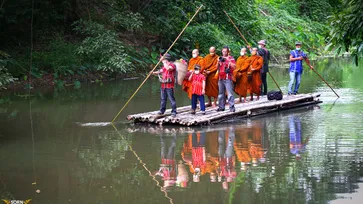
[267, 90, 283, 100]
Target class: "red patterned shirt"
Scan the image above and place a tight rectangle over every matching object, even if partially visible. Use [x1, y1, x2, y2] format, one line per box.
[218, 56, 236, 80]
[191, 73, 205, 95]
[159, 63, 176, 89]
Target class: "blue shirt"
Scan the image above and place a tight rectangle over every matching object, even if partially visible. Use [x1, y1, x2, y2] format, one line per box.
[289, 50, 307, 73]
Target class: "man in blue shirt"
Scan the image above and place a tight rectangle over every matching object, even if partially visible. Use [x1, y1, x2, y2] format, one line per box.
[288, 42, 314, 95]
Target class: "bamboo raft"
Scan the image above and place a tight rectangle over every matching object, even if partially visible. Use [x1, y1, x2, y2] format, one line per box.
[126, 93, 322, 126]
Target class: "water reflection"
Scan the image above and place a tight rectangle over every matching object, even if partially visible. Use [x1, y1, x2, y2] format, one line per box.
[289, 115, 305, 159]
[156, 134, 178, 190]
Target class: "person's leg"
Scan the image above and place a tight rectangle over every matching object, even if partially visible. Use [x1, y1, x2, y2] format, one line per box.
[261, 72, 267, 95]
[167, 135, 177, 159]
[288, 71, 295, 95]
[217, 80, 226, 110]
[213, 97, 217, 107]
[207, 96, 212, 107]
[191, 94, 197, 113]
[166, 88, 177, 115]
[225, 127, 235, 158]
[294, 72, 302, 94]
[225, 80, 235, 111]
[160, 88, 167, 114]
[199, 95, 206, 112]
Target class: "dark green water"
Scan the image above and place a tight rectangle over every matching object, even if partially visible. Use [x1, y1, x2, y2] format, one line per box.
[0, 58, 363, 204]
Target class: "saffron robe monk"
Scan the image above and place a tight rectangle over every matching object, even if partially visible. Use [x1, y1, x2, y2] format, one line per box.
[183, 49, 203, 99]
[233, 48, 250, 103]
[248, 48, 264, 101]
[201, 47, 219, 107]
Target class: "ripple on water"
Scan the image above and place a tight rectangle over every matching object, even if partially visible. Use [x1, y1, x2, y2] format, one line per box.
[316, 87, 363, 105]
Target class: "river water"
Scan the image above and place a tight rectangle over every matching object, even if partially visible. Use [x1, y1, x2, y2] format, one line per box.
[0, 58, 362, 204]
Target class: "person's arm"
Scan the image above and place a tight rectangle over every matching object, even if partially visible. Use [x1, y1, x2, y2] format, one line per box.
[151, 69, 160, 75]
[188, 72, 194, 81]
[303, 57, 314, 69]
[289, 54, 303, 62]
[255, 57, 264, 71]
[167, 64, 175, 71]
[202, 80, 206, 95]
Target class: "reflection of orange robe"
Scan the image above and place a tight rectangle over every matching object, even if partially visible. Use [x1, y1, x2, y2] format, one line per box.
[249, 55, 263, 95]
[234, 128, 252, 163]
[233, 56, 250, 97]
[249, 125, 264, 160]
[183, 56, 203, 98]
[201, 54, 219, 98]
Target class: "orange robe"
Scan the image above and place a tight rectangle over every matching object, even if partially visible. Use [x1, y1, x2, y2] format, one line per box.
[233, 56, 250, 97]
[248, 55, 263, 95]
[201, 54, 219, 98]
[183, 56, 204, 99]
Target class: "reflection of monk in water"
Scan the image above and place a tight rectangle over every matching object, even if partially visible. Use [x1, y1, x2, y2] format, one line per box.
[249, 121, 266, 166]
[205, 131, 219, 182]
[217, 128, 237, 190]
[234, 127, 252, 170]
[155, 135, 177, 189]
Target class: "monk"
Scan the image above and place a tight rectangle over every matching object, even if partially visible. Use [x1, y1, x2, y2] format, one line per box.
[233, 48, 251, 103]
[201, 47, 219, 107]
[183, 49, 204, 99]
[248, 48, 264, 101]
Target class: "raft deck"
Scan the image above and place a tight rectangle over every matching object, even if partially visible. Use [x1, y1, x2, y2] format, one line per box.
[126, 93, 322, 126]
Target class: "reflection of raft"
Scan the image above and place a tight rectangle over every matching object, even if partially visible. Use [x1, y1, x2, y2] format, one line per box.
[126, 93, 322, 126]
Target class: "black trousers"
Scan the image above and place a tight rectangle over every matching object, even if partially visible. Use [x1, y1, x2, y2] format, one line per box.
[261, 72, 267, 95]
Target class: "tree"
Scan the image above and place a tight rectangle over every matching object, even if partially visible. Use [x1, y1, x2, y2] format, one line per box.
[327, 0, 363, 65]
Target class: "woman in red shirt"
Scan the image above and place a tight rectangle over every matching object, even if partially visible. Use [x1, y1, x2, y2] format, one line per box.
[188, 64, 206, 115]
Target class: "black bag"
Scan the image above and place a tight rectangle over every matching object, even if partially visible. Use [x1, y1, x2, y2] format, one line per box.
[267, 91, 283, 100]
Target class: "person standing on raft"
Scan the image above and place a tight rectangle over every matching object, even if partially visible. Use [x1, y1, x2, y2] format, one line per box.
[183, 49, 204, 99]
[188, 64, 206, 115]
[233, 47, 251, 103]
[201, 47, 219, 107]
[288, 41, 314, 95]
[151, 54, 177, 117]
[248, 48, 264, 101]
[216, 46, 236, 112]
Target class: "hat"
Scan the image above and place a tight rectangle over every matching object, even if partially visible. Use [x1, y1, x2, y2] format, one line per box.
[295, 41, 302, 45]
[162, 53, 172, 60]
[194, 64, 201, 70]
[258, 40, 266, 45]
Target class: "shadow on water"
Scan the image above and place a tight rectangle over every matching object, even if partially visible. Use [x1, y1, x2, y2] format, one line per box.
[0, 58, 363, 203]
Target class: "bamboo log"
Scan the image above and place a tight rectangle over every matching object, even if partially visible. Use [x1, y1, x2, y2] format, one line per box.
[127, 93, 321, 126]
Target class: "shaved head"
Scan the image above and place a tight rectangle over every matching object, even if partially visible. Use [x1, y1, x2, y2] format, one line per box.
[209, 47, 216, 53]
[241, 48, 247, 52]
[192, 49, 199, 55]
[252, 47, 258, 51]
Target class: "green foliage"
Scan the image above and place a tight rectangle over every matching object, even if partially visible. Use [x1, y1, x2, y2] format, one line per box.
[183, 23, 245, 56]
[74, 20, 133, 73]
[257, 3, 329, 57]
[0, 52, 17, 89]
[32, 39, 80, 76]
[297, 0, 334, 22]
[327, 0, 363, 65]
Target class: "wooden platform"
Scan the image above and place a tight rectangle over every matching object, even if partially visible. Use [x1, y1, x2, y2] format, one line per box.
[126, 93, 322, 126]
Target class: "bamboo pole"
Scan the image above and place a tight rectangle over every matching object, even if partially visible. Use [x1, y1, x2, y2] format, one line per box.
[111, 5, 204, 123]
[223, 10, 250, 46]
[311, 68, 340, 98]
